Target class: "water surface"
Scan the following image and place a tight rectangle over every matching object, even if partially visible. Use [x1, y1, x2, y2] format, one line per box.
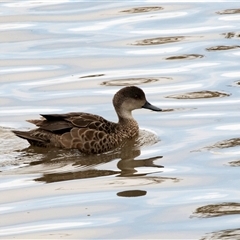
[1, 1, 240, 239]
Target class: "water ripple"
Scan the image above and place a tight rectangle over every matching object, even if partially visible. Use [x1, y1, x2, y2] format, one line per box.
[1, 2, 240, 239]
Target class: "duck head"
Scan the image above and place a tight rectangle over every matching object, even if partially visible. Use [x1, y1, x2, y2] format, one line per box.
[113, 86, 162, 120]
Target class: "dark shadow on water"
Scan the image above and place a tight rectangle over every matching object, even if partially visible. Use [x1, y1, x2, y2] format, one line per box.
[206, 138, 240, 150]
[117, 190, 147, 197]
[101, 77, 169, 86]
[166, 91, 230, 99]
[216, 8, 240, 14]
[79, 74, 105, 78]
[121, 6, 163, 14]
[193, 138, 240, 153]
[222, 32, 240, 39]
[165, 54, 204, 60]
[206, 45, 240, 51]
[162, 107, 197, 112]
[229, 159, 240, 167]
[201, 227, 240, 240]
[192, 202, 240, 218]
[132, 36, 186, 46]
[189, 202, 240, 239]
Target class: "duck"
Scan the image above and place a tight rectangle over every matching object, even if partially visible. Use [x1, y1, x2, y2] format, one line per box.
[13, 86, 162, 154]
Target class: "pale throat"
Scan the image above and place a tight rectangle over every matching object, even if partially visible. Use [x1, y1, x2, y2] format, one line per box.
[118, 108, 134, 120]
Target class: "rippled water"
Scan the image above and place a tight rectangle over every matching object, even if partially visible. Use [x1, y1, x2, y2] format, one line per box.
[1, 1, 240, 239]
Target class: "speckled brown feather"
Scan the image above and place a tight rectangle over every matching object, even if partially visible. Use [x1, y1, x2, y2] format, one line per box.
[13, 112, 139, 154]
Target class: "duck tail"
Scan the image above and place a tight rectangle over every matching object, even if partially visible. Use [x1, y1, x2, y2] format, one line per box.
[26, 119, 44, 126]
[12, 130, 47, 147]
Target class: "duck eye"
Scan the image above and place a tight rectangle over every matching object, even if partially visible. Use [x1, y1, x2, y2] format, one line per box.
[134, 94, 140, 99]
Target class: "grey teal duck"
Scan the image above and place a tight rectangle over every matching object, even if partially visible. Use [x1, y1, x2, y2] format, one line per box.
[13, 86, 162, 154]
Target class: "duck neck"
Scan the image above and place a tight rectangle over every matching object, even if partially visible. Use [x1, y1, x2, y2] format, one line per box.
[118, 116, 134, 125]
[117, 112, 139, 138]
[118, 116, 139, 136]
[117, 109, 134, 124]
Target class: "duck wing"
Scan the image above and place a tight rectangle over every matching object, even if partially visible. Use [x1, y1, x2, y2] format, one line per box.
[14, 112, 120, 153]
[28, 112, 115, 134]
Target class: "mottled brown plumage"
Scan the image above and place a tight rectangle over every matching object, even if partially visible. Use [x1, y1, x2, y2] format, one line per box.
[13, 86, 161, 154]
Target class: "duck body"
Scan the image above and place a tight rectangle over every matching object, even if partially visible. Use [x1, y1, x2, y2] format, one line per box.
[14, 112, 139, 154]
[13, 86, 161, 154]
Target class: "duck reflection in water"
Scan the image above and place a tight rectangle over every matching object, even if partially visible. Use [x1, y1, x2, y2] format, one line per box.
[31, 136, 164, 183]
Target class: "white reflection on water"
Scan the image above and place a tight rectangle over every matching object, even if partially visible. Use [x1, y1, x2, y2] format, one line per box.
[219, 15, 240, 21]
[132, 25, 233, 35]
[0, 107, 61, 116]
[191, 192, 227, 200]
[222, 71, 240, 77]
[0, 207, 13, 212]
[4, 0, 70, 8]
[0, 178, 36, 190]
[127, 47, 182, 55]
[182, 113, 223, 118]
[0, 23, 33, 30]
[0, 221, 91, 236]
[70, 12, 188, 32]
[233, 51, 240, 56]
[159, 99, 240, 107]
[211, 150, 240, 155]
[216, 124, 240, 131]
[0, 66, 59, 74]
